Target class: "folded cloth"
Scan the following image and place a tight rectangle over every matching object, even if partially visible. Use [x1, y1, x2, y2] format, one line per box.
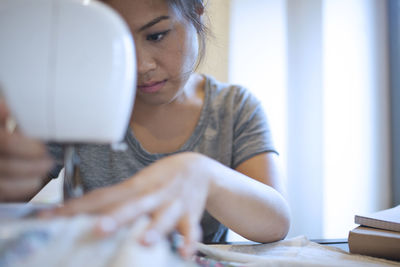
[0, 214, 196, 267]
[196, 236, 400, 267]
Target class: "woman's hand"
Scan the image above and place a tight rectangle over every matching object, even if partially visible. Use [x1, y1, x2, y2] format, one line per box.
[41, 151, 290, 256]
[0, 99, 53, 202]
[43, 152, 210, 258]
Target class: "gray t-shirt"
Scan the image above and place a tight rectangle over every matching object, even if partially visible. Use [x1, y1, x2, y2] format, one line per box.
[47, 75, 277, 243]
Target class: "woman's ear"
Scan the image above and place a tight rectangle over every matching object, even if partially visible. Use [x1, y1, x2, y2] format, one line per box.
[195, 1, 204, 16]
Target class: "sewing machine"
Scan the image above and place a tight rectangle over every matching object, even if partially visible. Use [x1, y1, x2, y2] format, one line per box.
[0, 0, 136, 199]
[0, 2, 197, 266]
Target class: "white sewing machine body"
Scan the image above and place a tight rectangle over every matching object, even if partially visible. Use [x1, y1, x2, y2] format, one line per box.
[0, 0, 136, 143]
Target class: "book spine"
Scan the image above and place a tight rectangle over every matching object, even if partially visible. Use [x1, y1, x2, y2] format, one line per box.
[348, 230, 400, 261]
[355, 216, 400, 232]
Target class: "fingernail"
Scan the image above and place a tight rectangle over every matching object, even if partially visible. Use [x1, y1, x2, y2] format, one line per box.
[143, 230, 160, 245]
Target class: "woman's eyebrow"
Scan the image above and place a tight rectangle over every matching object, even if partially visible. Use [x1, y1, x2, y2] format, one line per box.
[138, 15, 170, 32]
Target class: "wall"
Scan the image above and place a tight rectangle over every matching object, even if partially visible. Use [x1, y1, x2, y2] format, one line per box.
[197, 0, 231, 83]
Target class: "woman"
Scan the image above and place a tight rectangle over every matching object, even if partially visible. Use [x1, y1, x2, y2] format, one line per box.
[0, 0, 290, 258]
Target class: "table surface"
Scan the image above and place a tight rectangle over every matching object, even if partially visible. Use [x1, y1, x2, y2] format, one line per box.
[310, 238, 349, 252]
[220, 238, 349, 253]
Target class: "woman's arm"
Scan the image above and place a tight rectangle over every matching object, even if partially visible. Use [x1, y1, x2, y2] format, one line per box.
[206, 152, 290, 242]
[44, 151, 289, 256]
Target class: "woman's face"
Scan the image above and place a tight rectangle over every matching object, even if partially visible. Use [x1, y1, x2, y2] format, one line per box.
[107, 0, 200, 106]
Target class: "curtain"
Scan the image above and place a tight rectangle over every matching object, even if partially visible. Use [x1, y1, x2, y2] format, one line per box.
[228, 0, 391, 239]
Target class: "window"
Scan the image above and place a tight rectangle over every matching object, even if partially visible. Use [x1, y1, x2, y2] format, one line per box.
[200, 0, 392, 239]
[389, 0, 400, 206]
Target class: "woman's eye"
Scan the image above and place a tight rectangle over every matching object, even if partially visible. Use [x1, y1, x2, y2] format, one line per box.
[146, 30, 170, 42]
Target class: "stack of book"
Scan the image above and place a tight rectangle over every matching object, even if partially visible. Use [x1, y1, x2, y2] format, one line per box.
[348, 205, 400, 261]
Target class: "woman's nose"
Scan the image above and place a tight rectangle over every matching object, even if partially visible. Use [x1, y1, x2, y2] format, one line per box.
[136, 47, 156, 74]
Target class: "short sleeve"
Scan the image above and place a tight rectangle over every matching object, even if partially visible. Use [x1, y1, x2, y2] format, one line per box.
[232, 89, 277, 168]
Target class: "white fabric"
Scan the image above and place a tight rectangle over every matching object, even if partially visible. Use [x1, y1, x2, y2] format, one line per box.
[197, 236, 400, 267]
[2, 204, 399, 267]
[0, 214, 195, 267]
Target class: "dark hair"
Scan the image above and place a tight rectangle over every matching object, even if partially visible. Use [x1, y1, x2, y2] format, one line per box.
[167, 0, 209, 67]
[100, 0, 209, 68]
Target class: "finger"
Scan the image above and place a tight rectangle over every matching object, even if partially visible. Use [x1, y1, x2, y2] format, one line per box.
[39, 187, 118, 218]
[140, 199, 183, 246]
[0, 156, 53, 178]
[45, 172, 163, 217]
[0, 177, 43, 202]
[44, 185, 164, 231]
[176, 215, 202, 259]
[0, 131, 49, 159]
[45, 183, 137, 217]
[94, 193, 169, 235]
[93, 187, 179, 237]
[0, 98, 10, 127]
[67, 164, 182, 216]
[57, 173, 176, 215]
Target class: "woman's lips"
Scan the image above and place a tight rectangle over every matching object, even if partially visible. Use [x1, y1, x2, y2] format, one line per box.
[137, 80, 167, 93]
